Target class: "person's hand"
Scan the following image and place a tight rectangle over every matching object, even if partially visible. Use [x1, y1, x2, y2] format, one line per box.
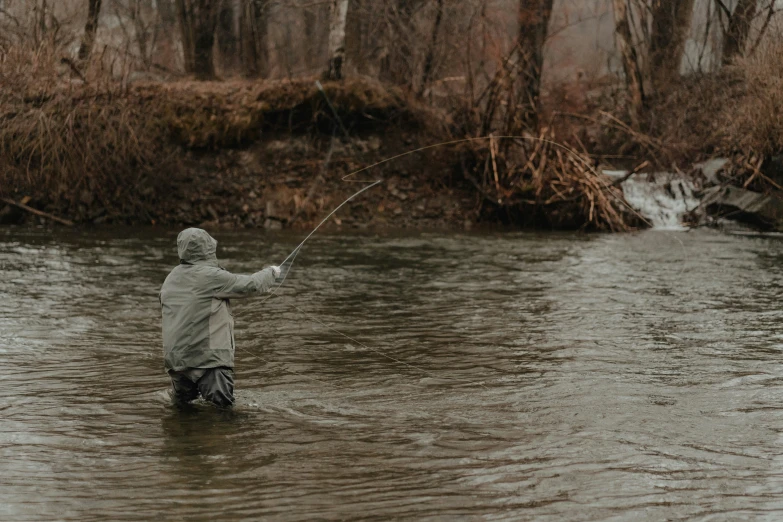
[270, 265, 281, 278]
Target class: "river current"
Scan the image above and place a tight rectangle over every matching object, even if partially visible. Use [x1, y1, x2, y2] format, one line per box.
[1, 227, 782, 520]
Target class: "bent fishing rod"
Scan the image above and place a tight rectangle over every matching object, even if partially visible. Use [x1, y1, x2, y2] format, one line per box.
[247, 134, 683, 391]
[268, 179, 382, 291]
[272, 133, 660, 278]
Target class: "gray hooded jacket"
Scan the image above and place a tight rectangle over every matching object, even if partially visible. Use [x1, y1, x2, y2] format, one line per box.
[160, 228, 277, 372]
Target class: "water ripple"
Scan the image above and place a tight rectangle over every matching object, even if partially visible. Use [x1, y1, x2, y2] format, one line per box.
[1, 227, 783, 520]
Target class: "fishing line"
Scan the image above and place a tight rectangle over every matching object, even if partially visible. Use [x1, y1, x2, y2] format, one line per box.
[338, 134, 687, 280]
[275, 133, 662, 277]
[260, 179, 383, 300]
[332, 133, 687, 275]
[288, 302, 488, 389]
[243, 134, 688, 391]
[233, 344, 342, 389]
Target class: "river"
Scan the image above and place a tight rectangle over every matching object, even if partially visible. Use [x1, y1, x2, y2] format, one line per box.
[1, 227, 782, 520]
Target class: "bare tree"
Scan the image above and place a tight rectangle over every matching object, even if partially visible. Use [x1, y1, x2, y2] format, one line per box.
[722, 0, 757, 65]
[516, 0, 554, 129]
[303, 3, 328, 73]
[239, 0, 269, 78]
[134, 0, 156, 68]
[111, 0, 158, 70]
[326, 0, 349, 80]
[613, 0, 646, 123]
[217, 0, 238, 73]
[155, 0, 178, 68]
[419, 0, 444, 97]
[344, 0, 374, 76]
[648, 0, 697, 91]
[77, 0, 102, 62]
[378, 0, 418, 85]
[175, 0, 220, 79]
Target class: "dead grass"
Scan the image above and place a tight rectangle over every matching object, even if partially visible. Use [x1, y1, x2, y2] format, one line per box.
[459, 130, 639, 232]
[0, 42, 675, 231]
[726, 40, 783, 157]
[0, 71, 430, 222]
[638, 39, 783, 192]
[0, 85, 172, 220]
[135, 76, 427, 148]
[589, 37, 783, 171]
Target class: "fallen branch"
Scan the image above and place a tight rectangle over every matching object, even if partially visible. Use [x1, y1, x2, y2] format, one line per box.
[611, 160, 651, 187]
[744, 158, 783, 191]
[0, 198, 74, 226]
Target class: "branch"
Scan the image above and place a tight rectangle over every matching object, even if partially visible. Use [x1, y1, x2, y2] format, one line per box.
[0, 7, 22, 27]
[712, 0, 731, 17]
[0, 198, 74, 226]
[610, 160, 650, 187]
[748, 2, 780, 56]
[60, 56, 87, 83]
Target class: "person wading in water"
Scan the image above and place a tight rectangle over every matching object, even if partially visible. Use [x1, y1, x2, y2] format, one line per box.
[160, 228, 280, 407]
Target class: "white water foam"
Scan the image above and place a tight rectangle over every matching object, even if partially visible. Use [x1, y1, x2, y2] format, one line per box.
[604, 170, 700, 230]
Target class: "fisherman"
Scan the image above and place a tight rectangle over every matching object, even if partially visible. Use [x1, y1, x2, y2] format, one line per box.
[160, 228, 280, 408]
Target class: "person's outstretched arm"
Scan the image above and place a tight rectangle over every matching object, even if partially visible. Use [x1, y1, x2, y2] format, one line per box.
[213, 266, 281, 299]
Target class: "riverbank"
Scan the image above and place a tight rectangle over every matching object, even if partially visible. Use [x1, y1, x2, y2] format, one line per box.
[0, 77, 638, 231]
[0, 78, 453, 229]
[1, 74, 782, 232]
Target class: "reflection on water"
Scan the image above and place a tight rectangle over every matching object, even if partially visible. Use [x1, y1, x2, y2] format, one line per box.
[2, 226, 783, 520]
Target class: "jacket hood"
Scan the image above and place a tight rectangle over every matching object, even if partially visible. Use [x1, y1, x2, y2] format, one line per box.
[177, 228, 218, 266]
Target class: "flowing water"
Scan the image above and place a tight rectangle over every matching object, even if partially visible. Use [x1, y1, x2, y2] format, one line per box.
[2, 226, 783, 521]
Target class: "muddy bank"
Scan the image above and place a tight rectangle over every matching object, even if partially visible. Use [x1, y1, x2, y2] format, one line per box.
[0, 78, 638, 231]
[0, 78, 459, 229]
[139, 135, 481, 231]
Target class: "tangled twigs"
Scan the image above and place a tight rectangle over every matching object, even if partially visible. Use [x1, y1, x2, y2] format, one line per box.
[464, 130, 637, 231]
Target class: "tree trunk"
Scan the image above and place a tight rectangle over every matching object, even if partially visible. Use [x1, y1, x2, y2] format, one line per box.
[419, 0, 444, 98]
[175, 0, 195, 73]
[239, 0, 269, 78]
[155, 0, 177, 64]
[345, 0, 365, 74]
[304, 7, 317, 72]
[131, 0, 155, 70]
[217, 0, 238, 73]
[193, 27, 217, 79]
[722, 0, 757, 65]
[379, 0, 418, 85]
[649, 0, 696, 93]
[516, 0, 554, 130]
[175, 0, 220, 80]
[613, 0, 646, 123]
[326, 0, 349, 80]
[77, 0, 102, 62]
[158, 0, 177, 28]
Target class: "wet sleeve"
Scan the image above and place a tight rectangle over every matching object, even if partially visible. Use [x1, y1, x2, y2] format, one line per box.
[212, 267, 278, 299]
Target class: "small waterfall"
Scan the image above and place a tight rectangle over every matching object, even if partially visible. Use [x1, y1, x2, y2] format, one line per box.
[603, 170, 700, 230]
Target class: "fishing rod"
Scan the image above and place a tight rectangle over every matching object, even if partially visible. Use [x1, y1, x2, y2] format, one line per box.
[276, 133, 660, 273]
[245, 172, 493, 390]
[259, 179, 382, 302]
[281, 82, 662, 274]
[246, 99, 689, 389]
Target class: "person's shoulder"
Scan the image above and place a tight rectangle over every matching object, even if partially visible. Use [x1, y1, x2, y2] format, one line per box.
[192, 264, 233, 280]
[161, 265, 182, 284]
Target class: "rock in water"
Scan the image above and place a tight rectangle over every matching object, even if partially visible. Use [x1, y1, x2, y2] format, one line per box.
[701, 186, 783, 230]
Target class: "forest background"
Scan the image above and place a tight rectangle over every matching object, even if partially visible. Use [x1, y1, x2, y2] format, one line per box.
[1, 0, 782, 231]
